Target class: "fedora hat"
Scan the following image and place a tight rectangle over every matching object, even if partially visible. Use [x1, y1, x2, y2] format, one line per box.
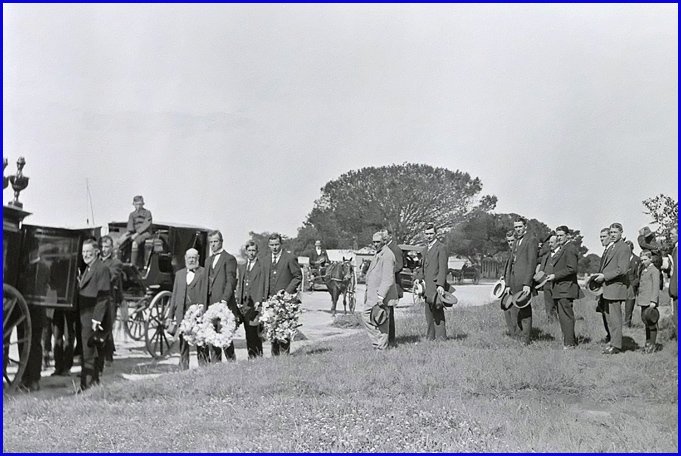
[586, 276, 603, 296]
[533, 271, 549, 290]
[642, 306, 660, 325]
[513, 289, 532, 309]
[500, 290, 514, 311]
[370, 304, 388, 326]
[491, 278, 506, 299]
[639, 226, 654, 239]
[437, 290, 458, 308]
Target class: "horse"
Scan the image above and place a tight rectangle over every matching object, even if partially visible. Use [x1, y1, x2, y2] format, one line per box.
[324, 259, 356, 316]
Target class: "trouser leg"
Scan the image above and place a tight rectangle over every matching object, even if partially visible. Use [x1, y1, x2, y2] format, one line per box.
[543, 288, 556, 323]
[245, 324, 263, 358]
[79, 307, 100, 389]
[517, 305, 532, 345]
[425, 300, 446, 341]
[624, 299, 635, 327]
[605, 300, 624, 350]
[388, 306, 396, 347]
[360, 307, 389, 350]
[179, 335, 190, 370]
[555, 298, 576, 346]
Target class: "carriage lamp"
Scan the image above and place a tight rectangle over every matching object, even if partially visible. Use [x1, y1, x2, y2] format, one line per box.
[8, 156, 30, 208]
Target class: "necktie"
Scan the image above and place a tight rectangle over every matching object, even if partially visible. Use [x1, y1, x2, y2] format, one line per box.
[247, 260, 253, 271]
[186, 268, 195, 285]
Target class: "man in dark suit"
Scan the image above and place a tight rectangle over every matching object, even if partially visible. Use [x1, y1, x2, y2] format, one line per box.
[236, 240, 266, 358]
[623, 240, 641, 328]
[77, 239, 111, 390]
[309, 240, 329, 276]
[669, 227, 677, 339]
[593, 222, 631, 354]
[595, 228, 612, 343]
[168, 248, 208, 369]
[99, 235, 123, 368]
[117, 195, 153, 268]
[502, 230, 518, 336]
[263, 233, 302, 355]
[537, 232, 558, 324]
[205, 230, 240, 362]
[50, 256, 77, 377]
[545, 226, 579, 348]
[422, 223, 449, 341]
[504, 217, 538, 345]
[383, 228, 404, 347]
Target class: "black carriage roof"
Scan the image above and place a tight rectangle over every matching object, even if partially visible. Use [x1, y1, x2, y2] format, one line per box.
[108, 220, 213, 232]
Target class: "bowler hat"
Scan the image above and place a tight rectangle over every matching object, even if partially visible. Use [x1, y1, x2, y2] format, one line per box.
[437, 290, 458, 308]
[512, 289, 532, 309]
[642, 306, 660, 325]
[500, 290, 514, 311]
[133, 195, 145, 204]
[491, 278, 506, 299]
[370, 304, 388, 326]
[533, 271, 549, 290]
[586, 276, 603, 296]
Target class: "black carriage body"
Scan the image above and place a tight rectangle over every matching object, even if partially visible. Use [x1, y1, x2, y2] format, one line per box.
[107, 221, 212, 299]
[4, 211, 100, 310]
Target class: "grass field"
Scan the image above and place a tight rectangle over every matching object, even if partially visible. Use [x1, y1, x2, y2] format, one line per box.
[3, 293, 678, 452]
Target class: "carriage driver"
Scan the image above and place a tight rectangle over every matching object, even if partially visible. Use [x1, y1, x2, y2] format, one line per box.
[117, 195, 153, 268]
[309, 240, 329, 280]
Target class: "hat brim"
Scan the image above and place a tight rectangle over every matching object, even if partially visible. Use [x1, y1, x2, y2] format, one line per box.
[370, 306, 388, 326]
[534, 278, 550, 290]
[513, 290, 532, 308]
[500, 292, 514, 311]
[585, 277, 604, 296]
[439, 292, 458, 307]
[643, 307, 660, 325]
[491, 280, 506, 299]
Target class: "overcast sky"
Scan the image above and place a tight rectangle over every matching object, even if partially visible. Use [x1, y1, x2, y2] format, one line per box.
[3, 3, 677, 256]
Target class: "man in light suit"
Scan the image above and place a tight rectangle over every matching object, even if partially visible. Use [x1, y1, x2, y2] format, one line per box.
[263, 233, 302, 356]
[592, 222, 631, 354]
[361, 231, 397, 350]
[504, 217, 538, 345]
[668, 227, 678, 339]
[168, 248, 208, 369]
[236, 240, 266, 358]
[205, 230, 240, 362]
[423, 223, 449, 341]
[77, 239, 111, 391]
[383, 228, 404, 347]
[544, 226, 579, 348]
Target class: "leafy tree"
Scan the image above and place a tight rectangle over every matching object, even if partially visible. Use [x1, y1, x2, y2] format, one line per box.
[642, 194, 678, 238]
[580, 253, 602, 274]
[237, 231, 293, 259]
[306, 163, 497, 248]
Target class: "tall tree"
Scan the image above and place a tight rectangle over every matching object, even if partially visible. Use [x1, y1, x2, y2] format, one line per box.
[306, 163, 497, 247]
[642, 194, 678, 238]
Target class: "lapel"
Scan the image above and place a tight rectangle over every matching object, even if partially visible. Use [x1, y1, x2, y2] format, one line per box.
[368, 249, 382, 273]
[426, 241, 438, 266]
[79, 260, 96, 289]
[551, 244, 566, 266]
[603, 241, 619, 268]
[187, 267, 202, 289]
[210, 252, 224, 284]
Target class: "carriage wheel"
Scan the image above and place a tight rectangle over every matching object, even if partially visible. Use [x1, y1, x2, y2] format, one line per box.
[123, 297, 150, 341]
[3, 284, 32, 391]
[144, 291, 177, 359]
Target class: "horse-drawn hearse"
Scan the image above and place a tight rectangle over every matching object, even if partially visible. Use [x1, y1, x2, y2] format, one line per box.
[107, 220, 212, 359]
[3, 157, 102, 390]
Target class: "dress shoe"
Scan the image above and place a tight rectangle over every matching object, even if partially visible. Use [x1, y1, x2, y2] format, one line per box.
[18, 381, 40, 392]
[602, 346, 621, 355]
[643, 343, 658, 354]
[600, 336, 611, 344]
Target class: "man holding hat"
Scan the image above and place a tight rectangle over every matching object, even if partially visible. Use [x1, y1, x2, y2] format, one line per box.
[361, 231, 397, 350]
[592, 222, 631, 354]
[383, 227, 404, 348]
[423, 223, 449, 341]
[544, 226, 579, 349]
[117, 195, 153, 268]
[504, 217, 538, 345]
[536, 232, 558, 324]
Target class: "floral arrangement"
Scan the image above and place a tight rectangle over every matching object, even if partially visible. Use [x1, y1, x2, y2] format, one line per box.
[260, 291, 302, 343]
[179, 302, 236, 348]
[178, 304, 205, 346]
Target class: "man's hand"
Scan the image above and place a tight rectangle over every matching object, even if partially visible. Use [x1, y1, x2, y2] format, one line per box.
[504, 286, 511, 295]
[593, 273, 605, 282]
[436, 286, 445, 296]
[546, 274, 555, 282]
[522, 285, 530, 294]
[131, 233, 138, 241]
[91, 320, 103, 331]
[650, 302, 657, 308]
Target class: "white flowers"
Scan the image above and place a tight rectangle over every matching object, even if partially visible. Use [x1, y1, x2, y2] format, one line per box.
[260, 292, 302, 342]
[179, 302, 237, 348]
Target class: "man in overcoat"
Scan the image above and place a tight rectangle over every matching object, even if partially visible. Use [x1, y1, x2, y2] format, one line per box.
[384, 228, 404, 347]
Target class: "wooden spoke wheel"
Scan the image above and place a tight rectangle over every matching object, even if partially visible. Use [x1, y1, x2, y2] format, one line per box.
[123, 297, 150, 341]
[144, 291, 177, 359]
[3, 284, 31, 391]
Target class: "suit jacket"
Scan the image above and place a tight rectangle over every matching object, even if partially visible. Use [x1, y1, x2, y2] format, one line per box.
[537, 242, 553, 292]
[101, 256, 124, 304]
[263, 250, 302, 297]
[309, 249, 329, 267]
[386, 239, 405, 298]
[505, 234, 538, 293]
[636, 264, 660, 306]
[423, 239, 449, 303]
[550, 241, 579, 299]
[126, 208, 153, 234]
[599, 239, 631, 301]
[236, 258, 266, 305]
[206, 250, 239, 322]
[363, 245, 397, 309]
[670, 243, 678, 299]
[625, 254, 641, 300]
[78, 258, 111, 323]
[170, 266, 208, 324]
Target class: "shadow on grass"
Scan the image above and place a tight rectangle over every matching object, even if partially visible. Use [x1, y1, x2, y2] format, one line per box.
[395, 335, 421, 344]
[447, 333, 468, 341]
[530, 328, 555, 341]
[295, 346, 333, 356]
[621, 336, 641, 352]
[576, 335, 592, 344]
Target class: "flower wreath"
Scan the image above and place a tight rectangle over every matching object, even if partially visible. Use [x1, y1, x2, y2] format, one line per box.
[179, 304, 205, 346]
[197, 302, 237, 348]
[260, 292, 302, 343]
